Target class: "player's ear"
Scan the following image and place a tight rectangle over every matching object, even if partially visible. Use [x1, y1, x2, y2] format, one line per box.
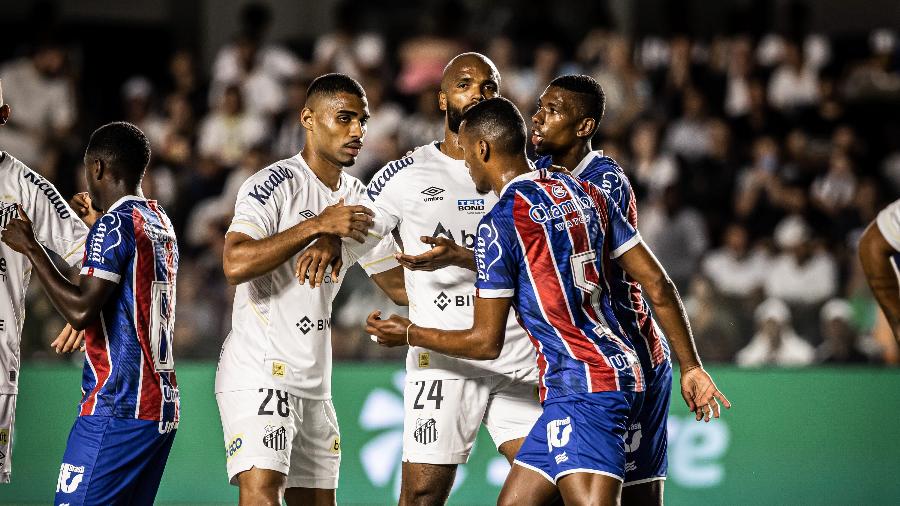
[438, 90, 448, 113]
[478, 139, 489, 162]
[576, 117, 597, 139]
[89, 158, 104, 180]
[300, 107, 314, 131]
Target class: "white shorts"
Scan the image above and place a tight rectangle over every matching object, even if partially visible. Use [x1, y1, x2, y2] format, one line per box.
[216, 389, 341, 489]
[0, 394, 15, 483]
[403, 368, 542, 465]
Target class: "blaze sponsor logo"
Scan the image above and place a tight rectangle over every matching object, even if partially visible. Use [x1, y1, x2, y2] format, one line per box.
[247, 166, 294, 205]
[367, 157, 413, 200]
[433, 291, 474, 311]
[296, 316, 331, 334]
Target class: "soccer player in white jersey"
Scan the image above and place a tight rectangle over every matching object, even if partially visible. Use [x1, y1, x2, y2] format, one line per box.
[335, 53, 543, 504]
[0, 79, 88, 483]
[860, 198, 900, 343]
[215, 74, 407, 506]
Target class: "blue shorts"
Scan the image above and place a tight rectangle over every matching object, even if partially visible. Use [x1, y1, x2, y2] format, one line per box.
[55, 415, 176, 506]
[514, 390, 643, 484]
[624, 362, 671, 486]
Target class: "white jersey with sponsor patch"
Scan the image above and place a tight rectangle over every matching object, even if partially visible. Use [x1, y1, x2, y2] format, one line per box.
[349, 142, 537, 381]
[0, 152, 88, 394]
[215, 153, 400, 400]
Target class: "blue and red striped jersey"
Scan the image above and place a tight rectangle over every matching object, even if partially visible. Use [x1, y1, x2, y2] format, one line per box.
[537, 153, 671, 378]
[474, 169, 643, 402]
[79, 196, 179, 425]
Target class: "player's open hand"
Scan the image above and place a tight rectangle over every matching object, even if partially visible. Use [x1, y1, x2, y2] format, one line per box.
[680, 366, 731, 422]
[365, 310, 413, 347]
[395, 236, 472, 271]
[296, 235, 343, 288]
[0, 204, 38, 256]
[70, 192, 102, 228]
[52, 323, 85, 353]
[315, 198, 374, 243]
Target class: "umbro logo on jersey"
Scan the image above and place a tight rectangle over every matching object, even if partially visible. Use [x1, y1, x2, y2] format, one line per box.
[414, 418, 438, 445]
[263, 425, 287, 451]
[299, 210, 316, 219]
[421, 187, 445, 202]
[433, 291, 473, 311]
[296, 316, 331, 334]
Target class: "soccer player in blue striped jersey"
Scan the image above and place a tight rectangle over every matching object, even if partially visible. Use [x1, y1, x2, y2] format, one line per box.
[368, 98, 729, 505]
[532, 74, 673, 504]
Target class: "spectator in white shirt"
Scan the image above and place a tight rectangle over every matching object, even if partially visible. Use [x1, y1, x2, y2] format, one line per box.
[768, 41, 820, 111]
[198, 85, 268, 170]
[764, 214, 837, 306]
[703, 223, 769, 297]
[736, 298, 815, 367]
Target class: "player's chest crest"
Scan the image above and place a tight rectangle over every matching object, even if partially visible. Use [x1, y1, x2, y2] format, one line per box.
[0, 201, 18, 229]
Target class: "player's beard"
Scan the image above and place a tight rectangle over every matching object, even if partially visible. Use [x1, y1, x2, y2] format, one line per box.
[446, 103, 465, 134]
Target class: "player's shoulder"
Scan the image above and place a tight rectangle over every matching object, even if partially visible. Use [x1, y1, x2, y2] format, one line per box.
[239, 155, 306, 205]
[364, 145, 432, 200]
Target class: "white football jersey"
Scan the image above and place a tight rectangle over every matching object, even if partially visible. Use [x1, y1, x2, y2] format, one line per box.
[0, 152, 88, 393]
[877, 198, 900, 252]
[348, 142, 537, 380]
[215, 153, 400, 399]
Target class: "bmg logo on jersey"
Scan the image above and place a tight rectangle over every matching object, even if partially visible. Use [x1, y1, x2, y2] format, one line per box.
[547, 417, 573, 450]
[433, 291, 473, 311]
[295, 316, 331, 334]
[457, 199, 485, 214]
[57, 462, 85, 494]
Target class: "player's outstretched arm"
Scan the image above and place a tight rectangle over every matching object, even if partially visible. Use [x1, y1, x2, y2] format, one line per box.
[616, 241, 731, 422]
[224, 199, 374, 285]
[1, 205, 116, 329]
[858, 222, 900, 343]
[366, 296, 511, 359]
[395, 236, 476, 272]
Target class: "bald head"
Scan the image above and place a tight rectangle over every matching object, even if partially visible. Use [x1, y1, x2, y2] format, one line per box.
[441, 53, 500, 92]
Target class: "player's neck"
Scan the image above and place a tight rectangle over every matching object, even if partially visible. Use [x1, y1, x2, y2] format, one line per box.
[552, 142, 593, 174]
[99, 185, 144, 212]
[300, 147, 342, 191]
[491, 155, 532, 196]
[438, 128, 465, 161]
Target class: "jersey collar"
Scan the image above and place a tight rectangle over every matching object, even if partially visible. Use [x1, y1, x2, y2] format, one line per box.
[571, 150, 604, 178]
[107, 195, 147, 211]
[499, 167, 541, 198]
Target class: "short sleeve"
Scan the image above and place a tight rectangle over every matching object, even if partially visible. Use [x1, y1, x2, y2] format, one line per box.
[876, 199, 900, 252]
[353, 233, 400, 276]
[80, 213, 133, 283]
[22, 169, 88, 266]
[596, 185, 641, 259]
[227, 174, 282, 240]
[474, 208, 519, 299]
[342, 158, 409, 261]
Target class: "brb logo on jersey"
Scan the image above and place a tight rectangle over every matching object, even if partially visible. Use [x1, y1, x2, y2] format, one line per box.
[247, 166, 294, 205]
[547, 417, 573, 450]
[57, 462, 85, 494]
[367, 157, 413, 200]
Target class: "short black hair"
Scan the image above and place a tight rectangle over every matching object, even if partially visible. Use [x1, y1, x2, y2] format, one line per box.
[85, 122, 151, 187]
[461, 97, 526, 155]
[306, 73, 365, 104]
[549, 74, 606, 124]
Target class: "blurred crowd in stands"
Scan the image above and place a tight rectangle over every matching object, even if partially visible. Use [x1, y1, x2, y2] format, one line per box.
[4, 1, 900, 366]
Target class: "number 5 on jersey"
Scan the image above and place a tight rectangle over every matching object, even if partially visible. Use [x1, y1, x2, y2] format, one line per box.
[150, 281, 175, 371]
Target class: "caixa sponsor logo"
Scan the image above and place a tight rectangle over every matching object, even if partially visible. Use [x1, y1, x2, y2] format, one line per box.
[457, 199, 485, 213]
[248, 166, 294, 205]
[23, 171, 70, 218]
[432, 222, 476, 248]
[367, 157, 413, 200]
[529, 196, 594, 224]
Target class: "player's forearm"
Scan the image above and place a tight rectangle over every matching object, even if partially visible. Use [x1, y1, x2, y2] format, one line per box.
[408, 325, 503, 360]
[24, 243, 94, 327]
[646, 279, 701, 371]
[371, 267, 409, 306]
[224, 220, 323, 285]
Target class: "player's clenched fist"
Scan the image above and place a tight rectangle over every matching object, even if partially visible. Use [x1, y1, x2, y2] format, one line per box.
[366, 310, 413, 347]
[314, 198, 374, 243]
[70, 192, 103, 228]
[0, 204, 38, 255]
